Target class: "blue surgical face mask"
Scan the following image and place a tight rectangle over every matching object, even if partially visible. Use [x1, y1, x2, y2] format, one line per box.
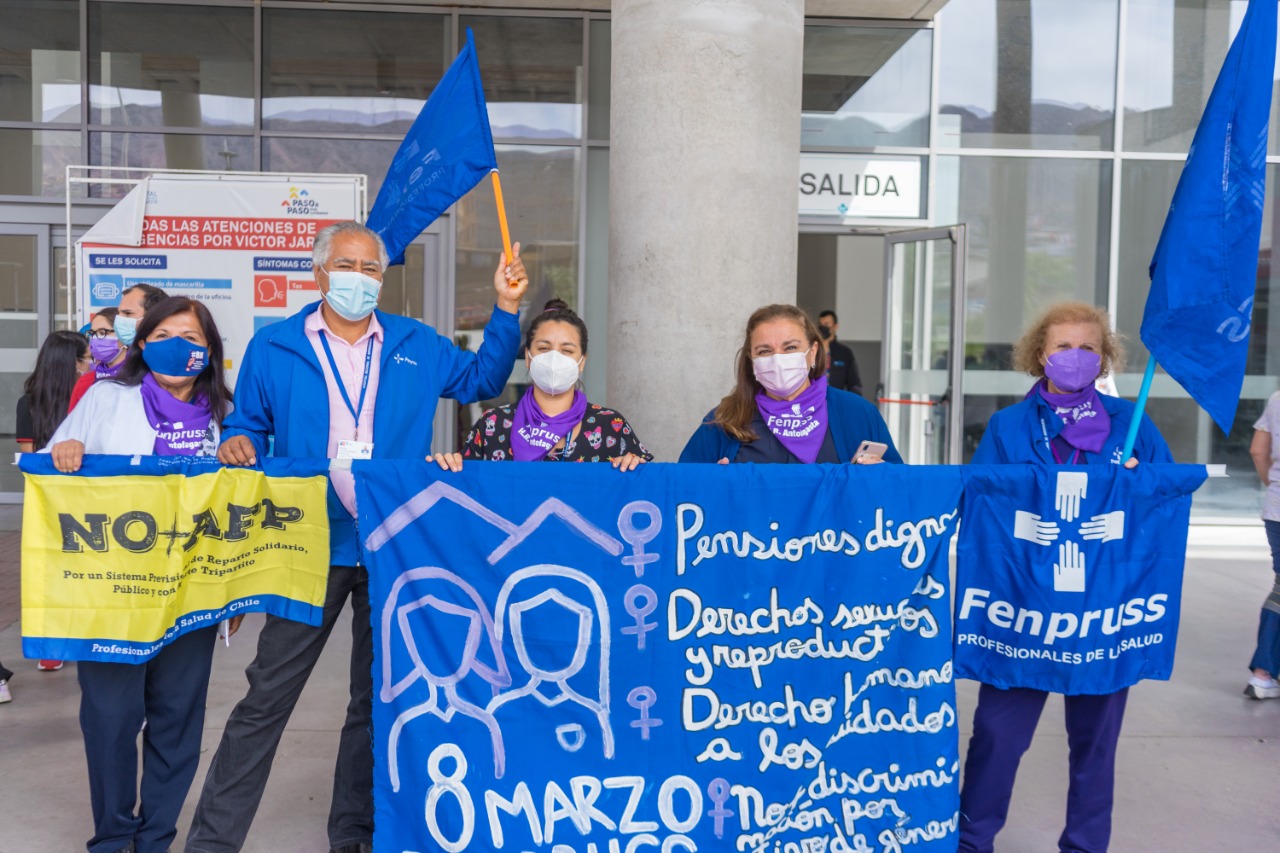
[114, 314, 138, 347]
[142, 336, 209, 377]
[322, 268, 381, 321]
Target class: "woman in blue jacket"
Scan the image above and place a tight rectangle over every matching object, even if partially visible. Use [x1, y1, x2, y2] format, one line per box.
[679, 303, 901, 465]
[958, 301, 1172, 853]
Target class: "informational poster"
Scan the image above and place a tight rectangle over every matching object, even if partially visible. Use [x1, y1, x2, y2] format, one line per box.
[75, 173, 363, 385]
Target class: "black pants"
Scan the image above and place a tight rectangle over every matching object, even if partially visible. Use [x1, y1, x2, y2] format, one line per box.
[78, 626, 217, 853]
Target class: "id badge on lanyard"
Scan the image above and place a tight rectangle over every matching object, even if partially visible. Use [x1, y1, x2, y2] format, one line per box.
[321, 334, 375, 455]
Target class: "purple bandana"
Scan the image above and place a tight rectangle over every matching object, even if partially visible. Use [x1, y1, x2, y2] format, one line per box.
[755, 376, 829, 464]
[95, 360, 123, 379]
[140, 373, 213, 456]
[510, 388, 588, 461]
[1033, 379, 1110, 454]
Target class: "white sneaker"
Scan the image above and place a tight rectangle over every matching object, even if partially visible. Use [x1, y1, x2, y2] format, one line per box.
[0, 679, 11, 703]
[1243, 676, 1280, 700]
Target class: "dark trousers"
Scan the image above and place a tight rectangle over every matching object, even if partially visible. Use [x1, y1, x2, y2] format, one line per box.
[958, 683, 1129, 853]
[78, 626, 217, 853]
[1249, 519, 1280, 675]
[185, 565, 373, 853]
[0, 658, 12, 681]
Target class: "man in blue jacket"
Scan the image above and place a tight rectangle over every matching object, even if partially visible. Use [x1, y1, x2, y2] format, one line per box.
[185, 221, 527, 853]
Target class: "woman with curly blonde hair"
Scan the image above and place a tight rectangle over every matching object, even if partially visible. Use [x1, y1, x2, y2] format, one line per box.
[958, 300, 1172, 853]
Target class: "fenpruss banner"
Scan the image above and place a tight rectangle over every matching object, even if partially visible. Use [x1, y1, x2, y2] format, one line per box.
[955, 464, 1207, 695]
[76, 173, 362, 386]
[20, 454, 331, 663]
[355, 462, 964, 853]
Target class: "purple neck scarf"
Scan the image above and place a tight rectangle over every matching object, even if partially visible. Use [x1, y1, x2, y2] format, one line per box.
[1033, 379, 1110, 454]
[96, 360, 123, 379]
[511, 388, 588, 461]
[756, 376, 829, 464]
[140, 373, 213, 456]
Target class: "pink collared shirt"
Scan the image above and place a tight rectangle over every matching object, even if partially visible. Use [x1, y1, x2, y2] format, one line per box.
[305, 307, 384, 517]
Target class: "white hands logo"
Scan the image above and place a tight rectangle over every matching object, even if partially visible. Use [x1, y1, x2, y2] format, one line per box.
[1013, 510, 1060, 546]
[1009, 472, 1127, 594]
[1053, 540, 1086, 593]
[1080, 510, 1124, 543]
[1055, 471, 1088, 523]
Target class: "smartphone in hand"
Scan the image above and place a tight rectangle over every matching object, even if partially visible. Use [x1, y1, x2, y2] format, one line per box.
[854, 440, 888, 464]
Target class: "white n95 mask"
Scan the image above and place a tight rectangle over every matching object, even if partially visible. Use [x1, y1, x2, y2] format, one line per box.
[528, 350, 582, 395]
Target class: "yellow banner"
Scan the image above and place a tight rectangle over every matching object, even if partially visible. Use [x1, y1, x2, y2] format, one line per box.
[21, 455, 330, 661]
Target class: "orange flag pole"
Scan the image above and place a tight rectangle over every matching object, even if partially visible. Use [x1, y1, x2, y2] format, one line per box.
[490, 170, 516, 285]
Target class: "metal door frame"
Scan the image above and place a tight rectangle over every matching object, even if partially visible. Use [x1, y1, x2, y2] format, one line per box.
[878, 224, 967, 464]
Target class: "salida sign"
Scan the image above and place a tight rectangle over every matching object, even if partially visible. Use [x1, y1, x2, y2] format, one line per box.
[799, 154, 922, 219]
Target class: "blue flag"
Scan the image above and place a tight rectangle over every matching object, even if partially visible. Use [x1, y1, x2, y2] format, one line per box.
[955, 464, 1206, 695]
[354, 461, 964, 852]
[366, 29, 497, 266]
[1141, 0, 1277, 433]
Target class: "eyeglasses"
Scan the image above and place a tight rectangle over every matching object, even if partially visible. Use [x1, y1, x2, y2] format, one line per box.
[88, 329, 117, 339]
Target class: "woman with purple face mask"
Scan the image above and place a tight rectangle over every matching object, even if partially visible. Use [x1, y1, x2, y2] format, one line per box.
[679, 303, 901, 465]
[87, 307, 127, 379]
[957, 301, 1172, 853]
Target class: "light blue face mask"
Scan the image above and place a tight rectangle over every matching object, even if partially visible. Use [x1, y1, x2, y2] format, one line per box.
[114, 314, 138, 347]
[322, 269, 382, 321]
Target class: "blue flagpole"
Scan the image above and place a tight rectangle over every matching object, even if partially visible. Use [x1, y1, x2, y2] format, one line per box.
[1122, 358, 1157, 461]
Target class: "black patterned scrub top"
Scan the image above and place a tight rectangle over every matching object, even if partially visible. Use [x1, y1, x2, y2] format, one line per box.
[462, 402, 654, 462]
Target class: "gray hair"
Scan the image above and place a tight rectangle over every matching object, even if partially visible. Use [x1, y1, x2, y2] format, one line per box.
[312, 221, 390, 272]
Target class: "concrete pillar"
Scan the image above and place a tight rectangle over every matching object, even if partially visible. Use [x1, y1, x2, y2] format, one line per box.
[608, 0, 804, 460]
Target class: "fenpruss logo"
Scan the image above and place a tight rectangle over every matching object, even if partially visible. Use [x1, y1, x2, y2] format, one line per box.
[1011, 471, 1125, 592]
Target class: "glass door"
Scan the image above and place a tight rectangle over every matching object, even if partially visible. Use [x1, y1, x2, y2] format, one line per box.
[880, 225, 967, 465]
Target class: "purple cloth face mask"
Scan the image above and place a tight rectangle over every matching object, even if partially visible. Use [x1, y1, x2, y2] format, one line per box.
[1043, 348, 1102, 393]
[89, 336, 121, 365]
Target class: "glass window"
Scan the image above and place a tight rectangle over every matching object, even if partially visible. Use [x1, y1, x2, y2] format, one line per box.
[88, 2, 253, 129]
[582, 147, 608, 400]
[0, 129, 79, 196]
[461, 16, 583, 141]
[263, 9, 446, 133]
[0, 0, 80, 122]
[587, 20, 610, 141]
[1123, 0, 1280, 154]
[453, 144, 580, 334]
[801, 26, 932, 149]
[263, 137, 401, 199]
[938, 0, 1119, 151]
[90, 132, 254, 174]
[936, 155, 1112, 457]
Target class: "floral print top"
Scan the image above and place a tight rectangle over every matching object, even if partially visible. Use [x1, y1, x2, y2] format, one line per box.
[463, 403, 654, 462]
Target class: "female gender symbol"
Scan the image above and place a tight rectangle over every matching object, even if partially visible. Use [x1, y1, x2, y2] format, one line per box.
[626, 686, 662, 740]
[620, 584, 658, 650]
[618, 501, 661, 577]
[706, 778, 734, 839]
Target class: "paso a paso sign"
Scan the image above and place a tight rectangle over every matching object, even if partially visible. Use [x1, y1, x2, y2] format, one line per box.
[799, 154, 922, 219]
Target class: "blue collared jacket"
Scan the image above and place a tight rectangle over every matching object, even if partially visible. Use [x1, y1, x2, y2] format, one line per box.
[222, 301, 520, 564]
[972, 390, 1173, 465]
[678, 385, 902, 464]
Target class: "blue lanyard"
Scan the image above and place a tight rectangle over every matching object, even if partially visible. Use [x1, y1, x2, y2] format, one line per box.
[319, 334, 374, 441]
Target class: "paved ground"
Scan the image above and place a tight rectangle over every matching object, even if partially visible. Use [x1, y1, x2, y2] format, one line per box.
[0, 520, 1277, 851]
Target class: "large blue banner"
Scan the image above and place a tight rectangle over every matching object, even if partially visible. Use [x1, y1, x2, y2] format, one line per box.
[955, 464, 1207, 695]
[355, 462, 964, 853]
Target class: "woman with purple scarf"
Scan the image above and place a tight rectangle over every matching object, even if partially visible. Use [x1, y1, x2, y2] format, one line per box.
[458, 298, 652, 468]
[46, 296, 234, 853]
[958, 301, 1172, 853]
[679, 303, 900, 465]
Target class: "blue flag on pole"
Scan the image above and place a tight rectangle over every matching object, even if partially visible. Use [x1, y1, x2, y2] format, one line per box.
[1140, 0, 1276, 433]
[366, 29, 497, 266]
